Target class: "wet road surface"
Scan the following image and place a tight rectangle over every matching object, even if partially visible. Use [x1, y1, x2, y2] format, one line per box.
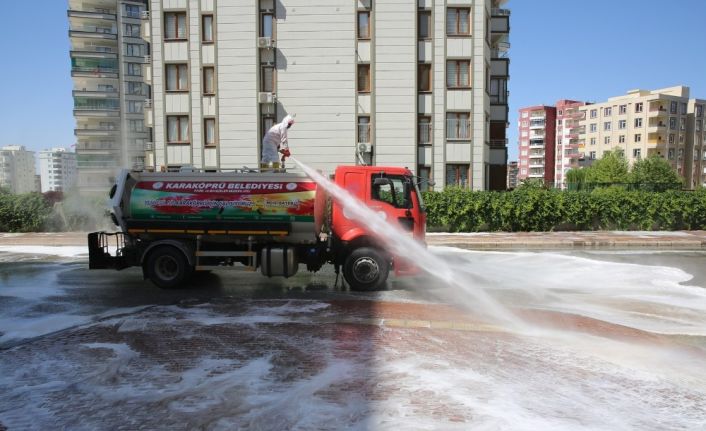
[1, 247, 706, 430]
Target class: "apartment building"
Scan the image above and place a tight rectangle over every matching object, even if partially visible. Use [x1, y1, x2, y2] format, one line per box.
[0, 146, 37, 194]
[554, 99, 589, 189]
[38, 148, 78, 193]
[506, 160, 517, 189]
[579, 86, 705, 188]
[517, 106, 556, 184]
[142, 0, 510, 191]
[68, 0, 151, 193]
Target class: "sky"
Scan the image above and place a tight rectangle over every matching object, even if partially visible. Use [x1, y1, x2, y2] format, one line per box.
[0, 0, 704, 162]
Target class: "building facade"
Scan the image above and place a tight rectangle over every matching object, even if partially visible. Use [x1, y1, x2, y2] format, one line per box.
[142, 0, 510, 191]
[68, 0, 151, 193]
[517, 105, 556, 184]
[579, 86, 705, 188]
[0, 146, 37, 194]
[506, 159, 517, 189]
[38, 148, 78, 193]
[554, 99, 589, 189]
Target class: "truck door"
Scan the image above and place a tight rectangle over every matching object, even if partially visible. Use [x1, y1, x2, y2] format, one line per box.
[369, 175, 415, 234]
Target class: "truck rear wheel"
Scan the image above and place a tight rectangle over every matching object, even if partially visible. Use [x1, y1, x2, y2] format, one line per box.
[145, 246, 191, 289]
[343, 247, 389, 291]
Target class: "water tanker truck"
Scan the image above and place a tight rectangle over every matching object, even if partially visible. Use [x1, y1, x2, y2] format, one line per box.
[88, 165, 426, 291]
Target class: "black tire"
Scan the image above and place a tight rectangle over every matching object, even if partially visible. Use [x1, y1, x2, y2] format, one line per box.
[145, 246, 191, 289]
[343, 247, 389, 291]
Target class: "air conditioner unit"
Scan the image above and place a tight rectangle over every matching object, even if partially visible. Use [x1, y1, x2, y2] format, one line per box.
[357, 142, 372, 153]
[258, 92, 275, 104]
[257, 37, 275, 48]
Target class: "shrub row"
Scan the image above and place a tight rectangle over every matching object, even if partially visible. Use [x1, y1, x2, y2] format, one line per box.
[422, 187, 706, 232]
[0, 191, 109, 233]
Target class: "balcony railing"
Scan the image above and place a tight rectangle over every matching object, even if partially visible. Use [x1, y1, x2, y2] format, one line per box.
[418, 123, 432, 145]
[446, 120, 471, 140]
[358, 123, 371, 144]
[491, 8, 511, 16]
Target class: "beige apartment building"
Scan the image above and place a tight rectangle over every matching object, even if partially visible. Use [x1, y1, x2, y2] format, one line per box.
[0, 146, 37, 194]
[141, 0, 511, 190]
[579, 86, 706, 188]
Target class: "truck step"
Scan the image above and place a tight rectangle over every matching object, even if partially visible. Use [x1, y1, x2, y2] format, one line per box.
[195, 265, 257, 272]
[195, 251, 257, 257]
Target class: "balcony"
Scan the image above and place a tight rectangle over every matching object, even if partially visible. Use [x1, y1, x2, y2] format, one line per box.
[418, 123, 432, 146]
[491, 8, 511, 16]
[144, 142, 154, 151]
[71, 67, 118, 79]
[67, 9, 116, 21]
[529, 139, 544, 149]
[69, 26, 117, 40]
[72, 88, 118, 98]
[74, 127, 119, 137]
[529, 121, 545, 130]
[529, 162, 545, 169]
[489, 139, 507, 148]
[70, 48, 116, 59]
[446, 119, 471, 140]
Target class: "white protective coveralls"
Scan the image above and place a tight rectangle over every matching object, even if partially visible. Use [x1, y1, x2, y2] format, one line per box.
[260, 115, 294, 164]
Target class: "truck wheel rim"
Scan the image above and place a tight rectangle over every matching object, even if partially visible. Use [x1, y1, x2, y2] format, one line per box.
[155, 255, 179, 281]
[352, 257, 379, 283]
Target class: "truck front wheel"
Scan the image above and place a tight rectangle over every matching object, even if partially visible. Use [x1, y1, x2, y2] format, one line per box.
[343, 247, 389, 291]
[145, 246, 191, 289]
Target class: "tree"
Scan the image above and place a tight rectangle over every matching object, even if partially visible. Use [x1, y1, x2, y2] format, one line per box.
[585, 150, 629, 184]
[565, 168, 587, 190]
[629, 155, 682, 191]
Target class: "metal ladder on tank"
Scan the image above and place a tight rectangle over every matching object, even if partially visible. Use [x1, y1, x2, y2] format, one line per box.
[194, 235, 257, 272]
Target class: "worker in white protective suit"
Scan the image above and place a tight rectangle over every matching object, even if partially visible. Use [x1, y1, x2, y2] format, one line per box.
[260, 114, 294, 171]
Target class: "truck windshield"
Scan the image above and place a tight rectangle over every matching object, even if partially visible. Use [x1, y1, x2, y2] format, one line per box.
[371, 175, 411, 209]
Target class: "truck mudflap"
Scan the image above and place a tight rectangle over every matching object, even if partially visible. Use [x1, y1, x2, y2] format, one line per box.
[393, 257, 422, 277]
[88, 232, 130, 270]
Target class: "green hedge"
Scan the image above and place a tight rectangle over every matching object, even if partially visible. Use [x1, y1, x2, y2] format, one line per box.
[422, 187, 706, 232]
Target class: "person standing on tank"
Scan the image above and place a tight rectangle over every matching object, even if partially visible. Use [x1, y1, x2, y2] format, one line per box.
[260, 114, 294, 171]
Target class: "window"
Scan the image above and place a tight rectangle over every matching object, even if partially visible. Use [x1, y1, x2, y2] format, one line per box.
[697, 104, 704, 117]
[634, 134, 642, 143]
[418, 64, 431, 92]
[590, 137, 596, 145]
[680, 118, 686, 131]
[204, 118, 216, 146]
[681, 102, 687, 115]
[604, 136, 611, 145]
[618, 120, 627, 129]
[490, 78, 507, 104]
[633, 148, 641, 159]
[446, 164, 469, 187]
[589, 151, 596, 160]
[417, 10, 432, 39]
[634, 118, 642, 128]
[446, 112, 470, 139]
[203, 67, 215, 94]
[126, 81, 144, 95]
[126, 63, 142, 76]
[125, 4, 140, 18]
[669, 134, 675, 144]
[604, 121, 611, 131]
[167, 116, 189, 143]
[619, 104, 627, 114]
[357, 64, 370, 93]
[202, 15, 214, 43]
[670, 117, 677, 130]
[165, 12, 187, 40]
[697, 120, 702, 132]
[418, 116, 432, 146]
[619, 135, 625, 143]
[446, 60, 470, 88]
[372, 175, 411, 208]
[668, 149, 675, 160]
[604, 107, 612, 116]
[635, 102, 643, 113]
[261, 64, 274, 92]
[446, 8, 470, 36]
[124, 24, 140, 37]
[166, 64, 188, 91]
[261, 13, 274, 38]
[417, 166, 431, 192]
[678, 148, 684, 159]
[124, 43, 143, 57]
[670, 101, 678, 114]
[590, 123, 597, 132]
[127, 100, 143, 113]
[128, 119, 144, 132]
[358, 11, 371, 39]
[590, 109, 597, 118]
[358, 116, 371, 144]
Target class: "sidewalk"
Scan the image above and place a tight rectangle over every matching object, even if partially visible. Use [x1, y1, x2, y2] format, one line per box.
[1, 231, 706, 250]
